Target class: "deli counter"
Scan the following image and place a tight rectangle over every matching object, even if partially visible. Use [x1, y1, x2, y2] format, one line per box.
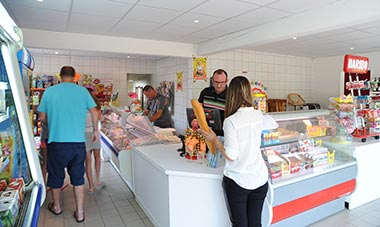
[100, 106, 179, 190]
[100, 108, 357, 227]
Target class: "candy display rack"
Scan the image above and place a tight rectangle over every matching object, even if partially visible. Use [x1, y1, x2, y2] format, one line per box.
[346, 74, 380, 142]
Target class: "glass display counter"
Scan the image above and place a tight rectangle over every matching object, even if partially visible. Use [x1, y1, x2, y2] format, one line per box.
[261, 110, 357, 227]
[101, 107, 156, 150]
[262, 109, 355, 185]
[100, 106, 154, 190]
[100, 106, 180, 191]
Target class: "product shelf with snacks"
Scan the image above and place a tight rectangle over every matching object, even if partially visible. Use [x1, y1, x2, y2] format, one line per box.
[261, 110, 357, 227]
[29, 75, 55, 151]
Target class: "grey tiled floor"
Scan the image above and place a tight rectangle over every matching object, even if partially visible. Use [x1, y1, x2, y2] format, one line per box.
[38, 159, 380, 227]
[37, 161, 153, 227]
[307, 199, 380, 227]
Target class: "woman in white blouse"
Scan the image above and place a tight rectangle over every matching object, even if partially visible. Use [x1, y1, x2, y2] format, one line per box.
[200, 76, 268, 227]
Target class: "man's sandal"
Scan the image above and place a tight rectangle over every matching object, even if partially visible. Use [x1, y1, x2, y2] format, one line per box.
[47, 203, 63, 215]
[74, 211, 85, 223]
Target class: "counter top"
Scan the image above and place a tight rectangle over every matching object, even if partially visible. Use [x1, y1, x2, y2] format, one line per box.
[133, 143, 224, 179]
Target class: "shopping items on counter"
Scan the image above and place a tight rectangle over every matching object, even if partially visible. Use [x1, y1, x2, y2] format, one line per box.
[184, 128, 206, 161]
[191, 99, 216, 154]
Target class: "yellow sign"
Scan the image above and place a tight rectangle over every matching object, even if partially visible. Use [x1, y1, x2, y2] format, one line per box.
[176, 71, 183, 91]
[193, 57, 207, 81]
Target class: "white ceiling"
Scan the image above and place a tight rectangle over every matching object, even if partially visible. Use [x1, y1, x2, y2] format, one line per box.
[2, 0, 380, 59]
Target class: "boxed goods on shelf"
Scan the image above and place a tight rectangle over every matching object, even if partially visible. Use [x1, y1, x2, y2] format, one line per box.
[0, 196, 18, 220]
[261, 110, 352, 184]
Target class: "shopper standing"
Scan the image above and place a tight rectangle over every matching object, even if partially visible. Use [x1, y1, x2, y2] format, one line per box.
[38, 66, 99, 223]
[200, 76, 268, 227]
[142, 85, 172, 128]
[85, 88, 105, 194]
[198, 69, 228, 135]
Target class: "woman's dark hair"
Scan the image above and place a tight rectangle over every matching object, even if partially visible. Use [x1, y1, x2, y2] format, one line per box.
[60, 66, 75, 78]
[224, 76, 253, 118]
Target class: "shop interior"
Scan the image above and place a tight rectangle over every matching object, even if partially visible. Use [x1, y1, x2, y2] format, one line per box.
[1, 0, 380, 227]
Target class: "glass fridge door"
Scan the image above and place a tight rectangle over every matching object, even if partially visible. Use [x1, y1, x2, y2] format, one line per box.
[0, 3, 46, 226]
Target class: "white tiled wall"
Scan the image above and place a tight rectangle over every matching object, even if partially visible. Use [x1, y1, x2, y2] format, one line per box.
[205, 50, 313, 101]
[154, 57, 189, 132]
[32, 50, 313, 134]
[155, 49, 314, 134]
[32, 54, 156, 107]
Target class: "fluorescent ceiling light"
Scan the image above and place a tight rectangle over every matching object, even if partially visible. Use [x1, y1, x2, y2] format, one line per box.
[292, 37, 297, 40]
[193, 20, 199, 23]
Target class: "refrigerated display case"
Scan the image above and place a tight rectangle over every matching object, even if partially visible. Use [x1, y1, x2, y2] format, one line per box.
[100, 106, 179, 191]
[100, 106, 156, 191]
[100, 106, 134, 190]
[261, 110, 357, 227]
[0, 3, 45, 226]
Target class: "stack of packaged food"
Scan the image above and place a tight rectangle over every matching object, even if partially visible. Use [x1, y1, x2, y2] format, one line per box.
[0, 178, 25, 227]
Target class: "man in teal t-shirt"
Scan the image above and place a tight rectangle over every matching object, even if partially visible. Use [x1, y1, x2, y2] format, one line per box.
[38, 66, 98, 222]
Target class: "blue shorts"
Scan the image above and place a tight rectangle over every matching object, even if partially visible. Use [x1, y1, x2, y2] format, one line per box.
[46, 142, 86, 188]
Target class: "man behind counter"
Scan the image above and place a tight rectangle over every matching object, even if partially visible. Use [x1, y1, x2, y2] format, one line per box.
[198, 69, 228, 136]
[143, 85, 172, 128]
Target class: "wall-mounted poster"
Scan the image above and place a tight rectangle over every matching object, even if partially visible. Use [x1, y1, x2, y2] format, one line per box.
[251, 81, 267, 113]
[193, 57, 207, 81]
[157, 81, 174, 115]
[176, 71, 183, 91]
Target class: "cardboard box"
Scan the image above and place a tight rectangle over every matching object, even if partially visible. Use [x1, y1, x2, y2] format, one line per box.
[0, 190, 19, 206]
[0, 197, 18, 227]
[0, 180, 6, 192]
[7, 178, 24, 204]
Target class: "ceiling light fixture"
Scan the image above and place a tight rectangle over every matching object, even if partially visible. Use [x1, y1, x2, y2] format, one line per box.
[193, 20, 199, 23]
[54, 51, 59, 55]
[127, 56, 131, 58]
[292, 37, 297, 40]
[36, 0, 43, 2]
[350, 47, 355, 50]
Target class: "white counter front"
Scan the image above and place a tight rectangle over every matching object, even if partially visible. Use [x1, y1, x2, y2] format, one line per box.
[346, 138, 380, 209]
[132, 143, 230, 227]
[132, 142, 358, 227]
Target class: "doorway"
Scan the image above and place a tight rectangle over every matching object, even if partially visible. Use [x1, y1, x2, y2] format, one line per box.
[126, 74, 151, 110]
